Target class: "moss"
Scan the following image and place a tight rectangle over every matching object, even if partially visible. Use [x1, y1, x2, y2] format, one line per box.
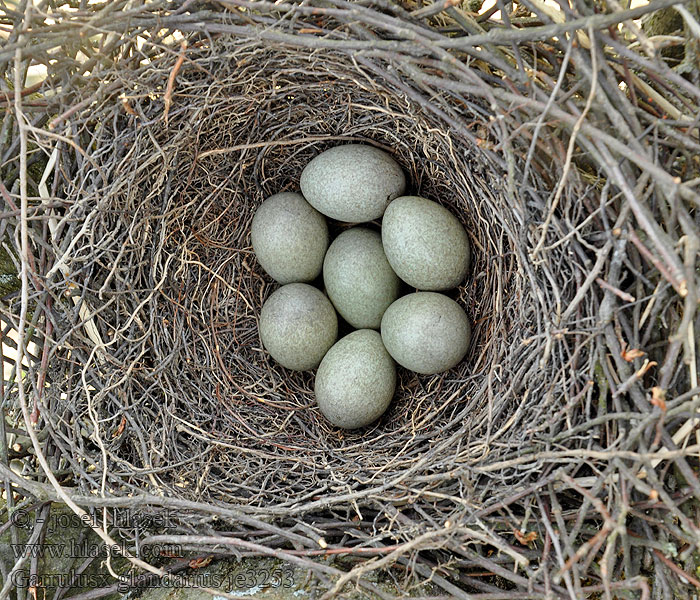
[641, 7, 685, 66]
[0, 242, 20, 300]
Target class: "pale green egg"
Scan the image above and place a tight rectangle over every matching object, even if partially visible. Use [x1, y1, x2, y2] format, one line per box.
[315, 329, 396, 429]
[380, 292, 470, 374]
[382, 196, 470, 290]
[251, 192, 329, 284]
[300, 144, 405, 223]
[259, 283, 338, 371]
[323, 227, 400, 329]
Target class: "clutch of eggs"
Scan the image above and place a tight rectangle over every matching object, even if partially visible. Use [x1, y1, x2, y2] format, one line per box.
[251, 144, 472, 430]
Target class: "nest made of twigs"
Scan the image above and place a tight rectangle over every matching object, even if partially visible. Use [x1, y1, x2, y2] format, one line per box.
[2, 1, 700, 598]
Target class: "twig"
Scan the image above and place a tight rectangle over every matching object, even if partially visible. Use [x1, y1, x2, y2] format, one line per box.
[628, 229, 686, 298]
[0, 80, 43, 106]
[531, 26, 597, 261]
[595, 277, 636, 303]
[652, 549, 700, 589]
[164, 39, 187, 126]
[197, 135, 388, 159]
[48, 81, 121, 130]
[410, 0, 460, 19]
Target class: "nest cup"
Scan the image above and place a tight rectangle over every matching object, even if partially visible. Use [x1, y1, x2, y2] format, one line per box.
[59, 40, 535, 500]
[15, 11, 606, 523]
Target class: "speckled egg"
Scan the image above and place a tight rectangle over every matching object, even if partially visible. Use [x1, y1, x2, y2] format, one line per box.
[315, 329, 396, 429]
[300, 144, 406, 223]
[380, 292, 470, 374]
[259, 283, 338, 371]
[323, 227, 400, 329]
[251, 192, 329, 284]
[381, 196, 470, 290]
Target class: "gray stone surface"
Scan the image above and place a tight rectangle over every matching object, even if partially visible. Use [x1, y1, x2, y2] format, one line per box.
[381, 196, 471, 290]
[0, 503, 130, 600]
[251, 192, 329, 284]
[124, 555, 438, 600]
[259, 283, 338, 371]
[0, 499, 439, 600]
[300, 144, 406, 223]
[315, 329, 396, 429]
[323, 227, 400, 329]
[380, 292, 471, 374]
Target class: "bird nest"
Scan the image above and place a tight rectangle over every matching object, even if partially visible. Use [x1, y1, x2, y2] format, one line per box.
[2, 1, 700, 598]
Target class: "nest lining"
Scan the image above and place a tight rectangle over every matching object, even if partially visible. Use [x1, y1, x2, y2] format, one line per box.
[50, 43, 559, 509]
